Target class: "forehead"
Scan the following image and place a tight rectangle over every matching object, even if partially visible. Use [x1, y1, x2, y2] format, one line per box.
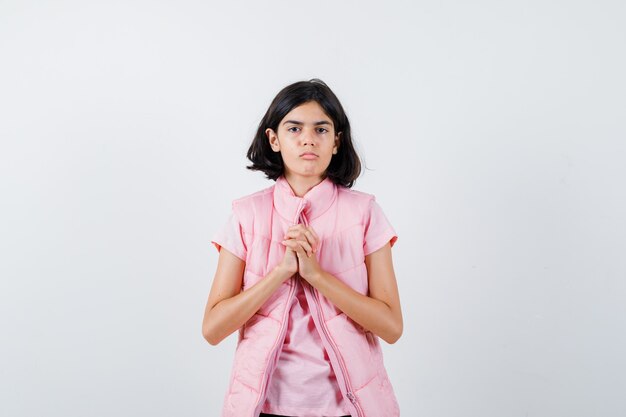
[281, 101, 333, 125]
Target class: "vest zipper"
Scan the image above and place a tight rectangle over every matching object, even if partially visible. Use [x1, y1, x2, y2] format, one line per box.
[298, 209, 364, 417]
[252, 200, 305, 416]
[252, 273, 296, 416]
[309, 283, 365, 417]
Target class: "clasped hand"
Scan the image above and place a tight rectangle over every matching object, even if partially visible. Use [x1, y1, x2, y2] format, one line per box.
[279, 224, 323, 283]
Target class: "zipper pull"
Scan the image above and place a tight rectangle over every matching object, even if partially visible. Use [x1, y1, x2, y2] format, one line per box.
[346, 392, 357, 404]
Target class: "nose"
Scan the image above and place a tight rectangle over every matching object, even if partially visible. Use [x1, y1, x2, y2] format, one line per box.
[301, 127, 316, 146]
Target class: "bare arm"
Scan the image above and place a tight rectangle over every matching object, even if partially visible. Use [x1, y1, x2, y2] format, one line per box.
[284, 229, 403, 344]
[201, 248, 293, 345]
[309, 242, 403, 344]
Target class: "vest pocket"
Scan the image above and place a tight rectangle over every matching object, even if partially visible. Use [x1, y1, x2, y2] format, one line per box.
[325, 313, 377, 390]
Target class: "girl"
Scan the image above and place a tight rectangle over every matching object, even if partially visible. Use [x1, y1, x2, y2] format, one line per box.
[202, 79, 402, 417]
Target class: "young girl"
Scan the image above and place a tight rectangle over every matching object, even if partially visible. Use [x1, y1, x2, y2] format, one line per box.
[202, 79, 402, 417]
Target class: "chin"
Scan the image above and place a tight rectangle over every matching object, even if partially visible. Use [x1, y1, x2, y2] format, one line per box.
[289, 170, 324, 179]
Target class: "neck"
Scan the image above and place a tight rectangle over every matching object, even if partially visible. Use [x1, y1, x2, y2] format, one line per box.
[283, 172, 325, 197]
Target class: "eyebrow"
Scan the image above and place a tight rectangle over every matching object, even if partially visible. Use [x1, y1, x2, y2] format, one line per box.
[282, 120, 332, 126]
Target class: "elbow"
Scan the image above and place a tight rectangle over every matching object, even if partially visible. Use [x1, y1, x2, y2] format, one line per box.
[204, 333, 220, 346]
[202, 324, 221, 346]
[385, 321, 403, 345]
[387, 331, 402, 345]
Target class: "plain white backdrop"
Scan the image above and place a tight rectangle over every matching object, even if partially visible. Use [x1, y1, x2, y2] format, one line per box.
[1, 0, 625, 416]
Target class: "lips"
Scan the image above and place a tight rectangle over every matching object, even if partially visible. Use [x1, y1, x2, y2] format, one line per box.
[300, 152, 319, 160]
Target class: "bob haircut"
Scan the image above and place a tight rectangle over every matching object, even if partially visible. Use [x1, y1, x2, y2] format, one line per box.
[246, 78, 362, 188]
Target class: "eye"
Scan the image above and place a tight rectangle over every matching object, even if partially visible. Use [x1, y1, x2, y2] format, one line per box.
[287, 126, 300, 133]
[317, 127, 329, 134]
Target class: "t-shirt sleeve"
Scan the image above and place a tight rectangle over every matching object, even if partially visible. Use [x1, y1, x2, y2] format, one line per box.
[363, 198, 398, 256]
[211, 209, 247, 262]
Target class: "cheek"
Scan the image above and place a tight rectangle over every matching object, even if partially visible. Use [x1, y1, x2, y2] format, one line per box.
[281, 149, 299, 160]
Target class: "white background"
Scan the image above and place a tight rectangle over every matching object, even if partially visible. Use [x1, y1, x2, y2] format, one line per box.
[1, 1, 625, 416]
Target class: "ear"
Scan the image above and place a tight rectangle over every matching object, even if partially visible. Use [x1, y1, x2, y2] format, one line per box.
[266, 128, 280, 152]
[333, 131, 341, 155]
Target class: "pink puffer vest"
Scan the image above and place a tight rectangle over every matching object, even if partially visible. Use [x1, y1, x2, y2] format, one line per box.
[212, 175, 400, 417]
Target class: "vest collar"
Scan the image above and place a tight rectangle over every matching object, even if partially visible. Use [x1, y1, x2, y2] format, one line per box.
[273, 175, 337, 224]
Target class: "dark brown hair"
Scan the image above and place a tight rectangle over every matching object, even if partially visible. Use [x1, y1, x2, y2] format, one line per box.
[246, 78, 361, 188]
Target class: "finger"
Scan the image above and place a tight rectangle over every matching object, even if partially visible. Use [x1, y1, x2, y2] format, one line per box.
[284, 230, 316, 252]
[285, 224, 307, 237]
[282, 239, 306, 256]
[284, 229, 305, 239]
[285, 226, 318, 254]
[284, 238, 310, 256]
[294, 239, 314, 257]
[281, 239, 297, 248]
[308, 227, 319, 242]
[281, 239, 296, 252]
[303, 228, 319, 252]
[288, 224, 306, 232]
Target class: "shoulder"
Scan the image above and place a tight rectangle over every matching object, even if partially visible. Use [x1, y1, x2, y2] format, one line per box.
[337, 185, 377, 211]
[231, 183, 274, 206]
[230, 183, 276, 218]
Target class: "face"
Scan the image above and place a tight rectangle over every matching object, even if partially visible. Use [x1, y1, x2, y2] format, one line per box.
[266, 100, 341, 182]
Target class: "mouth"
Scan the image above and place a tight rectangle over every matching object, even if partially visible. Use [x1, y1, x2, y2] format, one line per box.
[300, 152, 319, 160]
